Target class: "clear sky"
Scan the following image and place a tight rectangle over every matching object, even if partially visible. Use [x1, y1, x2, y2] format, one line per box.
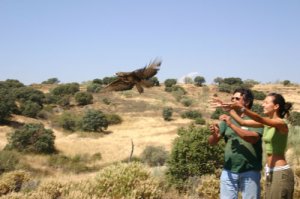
[1, 0, 299, 85]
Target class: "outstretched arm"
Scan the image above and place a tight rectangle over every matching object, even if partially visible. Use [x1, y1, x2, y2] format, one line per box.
[228, 110, 263, 128]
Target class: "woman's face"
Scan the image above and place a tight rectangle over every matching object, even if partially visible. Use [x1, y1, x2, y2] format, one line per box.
[262, 96, 278, 115]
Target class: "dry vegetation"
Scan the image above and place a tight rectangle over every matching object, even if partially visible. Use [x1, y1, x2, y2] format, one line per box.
[1, 83, 300, 198]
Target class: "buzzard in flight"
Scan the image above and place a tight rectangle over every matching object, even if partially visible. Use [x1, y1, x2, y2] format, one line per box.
[102, 59, 161, 94]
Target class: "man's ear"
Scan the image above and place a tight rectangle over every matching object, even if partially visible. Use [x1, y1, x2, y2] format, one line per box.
[274, 104, 279, 110]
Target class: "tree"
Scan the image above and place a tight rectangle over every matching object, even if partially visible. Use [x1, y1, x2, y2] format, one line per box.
[164, 79, 177, 87]
[166, 125, 224, 190]
[51, 83, 80, 96]
[283, 80, 291, 86]
[41, 78, 60, 84]
[223, 77, 243, 85]
[5, 123, 56, 154]
[194, 76, 206, 87]
[163, 107, 173, 121]
[0, 88, 17, 122]
[81, 109, 108, 132]
[74, 92, 93, 106]
[213, 77, 223, 85]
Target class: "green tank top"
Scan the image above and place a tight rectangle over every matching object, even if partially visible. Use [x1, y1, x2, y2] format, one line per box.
[263, 120, 288, 155]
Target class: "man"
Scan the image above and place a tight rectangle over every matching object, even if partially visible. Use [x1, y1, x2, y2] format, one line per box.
[208, 88, 263, 199]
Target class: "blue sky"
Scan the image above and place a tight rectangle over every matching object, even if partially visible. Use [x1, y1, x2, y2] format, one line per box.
[1, 0, 299, 85]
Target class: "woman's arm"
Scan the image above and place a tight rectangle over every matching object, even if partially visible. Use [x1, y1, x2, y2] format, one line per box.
[229, 110, 263, 128]
[242, 107, 288, 133]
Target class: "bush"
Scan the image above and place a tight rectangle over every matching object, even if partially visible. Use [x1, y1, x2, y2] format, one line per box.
[290, 111, 300, 126]
[14, 87, 45, 106]
[94, 162, 162, 198]
[283, 80, 291, 86]
[41, 78, 60, 84]
[166, 125, 224, 191]
[141, 146, 169, 166]
[194, 76, 206, 87]
[162, 107, 173, 121]
[252, 103, 264, 116]
[0, 150, 20, 174]
[181, 110, 202, 119]
[19, 101, 42, 118]
[5, 123, 56, 154]
[57, 112, 79, 131]
[86, 83, 102, 93]
[0, 89, 17, 122]
[102, 98, 111, 105]
[194, 117, 206, 125]
[81, 109, 108, 132]
[164, 79, 177, 87]
[181, 97, 193, 107]
[252, 90, 266, 100]
[51, 83, 80, 96]
[150, 77, 160, 86]
[106, 114, 122, 125]
[57, 95, 71, 107]
[48, 154, 95, 173]
[210, 107, 228, 120]
[74, 91, 93, 106]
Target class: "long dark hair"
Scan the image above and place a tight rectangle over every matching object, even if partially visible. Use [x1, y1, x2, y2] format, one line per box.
[233, 88, 254, 109]
[268, 93, 292, 118]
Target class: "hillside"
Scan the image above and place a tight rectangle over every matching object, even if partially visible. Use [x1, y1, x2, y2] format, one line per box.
[1, 83, 300, 178]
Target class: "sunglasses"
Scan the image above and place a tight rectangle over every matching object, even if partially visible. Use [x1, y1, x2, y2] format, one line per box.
[231, 97, 241, 101]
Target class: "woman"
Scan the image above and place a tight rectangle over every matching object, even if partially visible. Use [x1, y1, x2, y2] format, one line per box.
[218, 93, 294, 199]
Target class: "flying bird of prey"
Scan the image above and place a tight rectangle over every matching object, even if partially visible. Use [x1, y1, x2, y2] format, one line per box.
[102, 59, 161, 94]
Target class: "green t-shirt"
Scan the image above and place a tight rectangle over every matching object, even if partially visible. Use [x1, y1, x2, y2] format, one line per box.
[219, 117, 263, 173]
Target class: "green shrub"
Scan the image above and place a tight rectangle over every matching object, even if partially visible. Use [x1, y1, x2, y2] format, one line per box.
[252, 103, 264, 116]
[51, 83, 80, 96]
[283, 80, 291, 86]
[81, 109, 108, 132]
[74, 91, 93, 106]
[164, 79, 177, 87]
[19, 101, 42, 118]
[102, 98, 111, 105]
[194, 76, 206, 87]
[252, 90, 266, 100]
[290, 111, 300, 126]
[94, 162, 163, 198]
[150, 77, 160, 86]
[57, 95, 71, 107]
[106, 114, 122, 125]
[0, 89, 17, 122]
[181, 97, 193, 107]
[86, 83, 102, 93]
[141, 146, 169, 166]
[41, 77, 60, 84]
[48, 154, 94, 173]
[0, 150, 20, 174]
[166, 125, 224, 191]
[223, 77, 243, 85]
[14, 87, 45, 106]
[181, 110, 202, 119]
[57, 112, 79, 131]
[5, 123, 56, 154]
[194, 117, 206, 125]
[102, 76, 117, 85]
[210, 107, 228, 120]
[162, 107, 173, 121]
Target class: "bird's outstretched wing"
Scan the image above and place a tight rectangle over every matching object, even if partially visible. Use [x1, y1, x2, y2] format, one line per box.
[101, 79, 135, 92]
[134, 59, 161, 79]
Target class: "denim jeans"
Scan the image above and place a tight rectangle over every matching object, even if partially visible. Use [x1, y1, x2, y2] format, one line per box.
[220, 169, 261, 199]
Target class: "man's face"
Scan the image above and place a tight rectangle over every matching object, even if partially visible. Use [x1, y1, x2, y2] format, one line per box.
[231, 92, 244, 105]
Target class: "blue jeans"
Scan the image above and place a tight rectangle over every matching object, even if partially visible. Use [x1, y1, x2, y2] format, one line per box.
[220, 169, 261, 199]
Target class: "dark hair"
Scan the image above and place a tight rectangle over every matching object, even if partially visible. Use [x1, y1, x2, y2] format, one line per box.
[233, 88, 254, 109]
[268, 93, 292, 118]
